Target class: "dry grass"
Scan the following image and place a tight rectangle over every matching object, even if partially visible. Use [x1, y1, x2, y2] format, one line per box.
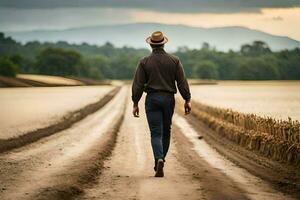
[17, 74, 84, 86]
[188, 79, 218, 85]
[189, 100, 300, 166]
[0, 75, 32, 87]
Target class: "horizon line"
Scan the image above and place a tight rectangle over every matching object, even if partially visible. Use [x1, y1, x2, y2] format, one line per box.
[2, 22, 300, 43]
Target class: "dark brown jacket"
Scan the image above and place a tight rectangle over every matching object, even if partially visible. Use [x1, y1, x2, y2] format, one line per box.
[132, 48, 191, 104]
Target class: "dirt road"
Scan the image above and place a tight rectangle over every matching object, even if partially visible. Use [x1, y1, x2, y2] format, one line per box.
[0, 87, 126, 200]
[79, 95, 211, 200]
[0, 86, 297, 200]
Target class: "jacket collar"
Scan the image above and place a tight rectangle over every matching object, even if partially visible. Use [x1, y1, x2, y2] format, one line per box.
[152, 47, 166, 54]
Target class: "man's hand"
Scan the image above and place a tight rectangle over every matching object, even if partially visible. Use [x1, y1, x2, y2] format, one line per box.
[184, 101, 191, 115]
[133, 104, 139, 117]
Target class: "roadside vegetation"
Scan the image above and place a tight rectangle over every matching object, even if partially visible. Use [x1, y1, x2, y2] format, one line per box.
[0, 32, 300, 80]
[0, 57, 18, 77]
[190, 100, 300, 167]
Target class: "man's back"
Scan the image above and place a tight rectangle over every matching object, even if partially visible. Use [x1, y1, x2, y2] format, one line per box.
[141, 48, 180, 93]
[132, 47, 190, 105]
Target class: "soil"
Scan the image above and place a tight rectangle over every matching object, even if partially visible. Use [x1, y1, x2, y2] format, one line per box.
[0, 86, 298, 200]
[0, 87, 127, 200]
[181, 110, 300, 199]
[0, 86, 120, 152]
[78, 98, 250, 200]
[0, 76, 32, 87]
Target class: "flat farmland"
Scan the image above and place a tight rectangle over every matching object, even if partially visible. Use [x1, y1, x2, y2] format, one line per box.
[0, 86, 114, 139]
[190, 81, 300, 120]
[0, 84, 299, 200]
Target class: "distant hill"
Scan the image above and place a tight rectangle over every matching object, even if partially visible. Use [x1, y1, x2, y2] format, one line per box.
[5, 23, 300, 51]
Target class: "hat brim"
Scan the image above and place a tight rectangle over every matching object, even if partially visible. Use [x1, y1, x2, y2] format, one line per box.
[146, 36, 168, 45]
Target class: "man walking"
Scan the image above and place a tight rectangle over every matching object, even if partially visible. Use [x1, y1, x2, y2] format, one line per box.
[132, 31, 191, 177]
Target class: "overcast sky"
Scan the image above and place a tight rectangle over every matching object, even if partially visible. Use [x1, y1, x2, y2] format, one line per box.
[1, 0, 300, 40]
[1, 0, 300, 13]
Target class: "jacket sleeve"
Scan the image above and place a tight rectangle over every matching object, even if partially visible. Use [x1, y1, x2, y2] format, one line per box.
[131, 60, 146, 105]
[175, 60, 191, 101]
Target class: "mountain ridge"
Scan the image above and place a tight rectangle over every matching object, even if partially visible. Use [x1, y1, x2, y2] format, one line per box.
[5, 23, 300, 51]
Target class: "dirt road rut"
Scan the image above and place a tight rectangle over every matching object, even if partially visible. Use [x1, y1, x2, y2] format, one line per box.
[79, 95, 207, 200]
[0, 87, 297, 200]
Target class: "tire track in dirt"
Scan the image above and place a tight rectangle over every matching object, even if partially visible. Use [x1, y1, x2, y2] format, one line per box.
[0, 86, 121, 153]
[0, 86, 127, 200]
[78, 96, 250, 200]
[178, 105, 300, 199]
[174, 114, 295, 200]
[1, 88, 295, 200]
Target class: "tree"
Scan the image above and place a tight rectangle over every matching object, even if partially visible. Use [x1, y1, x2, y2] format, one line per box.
[241, 41, 271, 56]
[36, 48, 82, 76]
[201, 42, 210, 50]
[9, 54, 23, 66]
[193, 60, 219, 79]
[0, 57, 18, 77]
[215, 52, 240, 80]
[235, 58, 280, 80]
[277, 48, 300, 79]
[1, 31, 300, 81]
[86, 67, 103, 80]
[85, 55, 110, 79]
[110, 53, 139, 79]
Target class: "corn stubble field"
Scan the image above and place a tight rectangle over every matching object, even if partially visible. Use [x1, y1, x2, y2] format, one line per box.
[191, 100, 300, 166]
[189, 81, 300, 167]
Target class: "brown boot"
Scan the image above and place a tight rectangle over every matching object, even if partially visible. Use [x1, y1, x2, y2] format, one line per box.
[155, 159, 164, 177]
[154, 159, 157, 172]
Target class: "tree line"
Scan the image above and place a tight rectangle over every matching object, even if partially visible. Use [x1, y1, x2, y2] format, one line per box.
[0, 32, 300, 80]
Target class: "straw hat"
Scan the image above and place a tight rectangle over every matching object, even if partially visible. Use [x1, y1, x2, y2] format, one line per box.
[146, 31, 168, 45]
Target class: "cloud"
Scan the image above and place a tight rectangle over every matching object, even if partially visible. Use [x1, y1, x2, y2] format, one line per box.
[0, 7, 134, 31]
[1, 0, 300, 13]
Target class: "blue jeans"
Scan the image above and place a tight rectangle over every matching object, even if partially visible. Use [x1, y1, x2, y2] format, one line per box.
[145, 93, 175, 161]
